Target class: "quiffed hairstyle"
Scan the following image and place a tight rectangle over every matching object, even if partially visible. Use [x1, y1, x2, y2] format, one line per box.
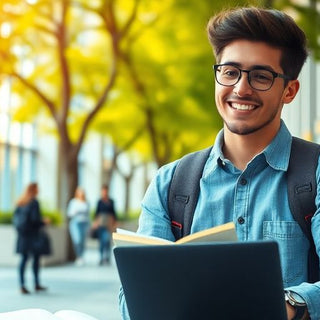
[207, 7, 308, 80]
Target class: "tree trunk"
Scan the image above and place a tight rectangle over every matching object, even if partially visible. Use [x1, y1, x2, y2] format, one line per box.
[124, 176, 131, 219]
[59, 139, 80, 261]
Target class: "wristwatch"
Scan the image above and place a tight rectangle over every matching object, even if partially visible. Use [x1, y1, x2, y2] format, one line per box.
[284, 290, 307, 320]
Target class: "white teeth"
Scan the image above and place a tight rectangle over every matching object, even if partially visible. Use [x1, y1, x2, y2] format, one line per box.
[231, 103, 255, 110]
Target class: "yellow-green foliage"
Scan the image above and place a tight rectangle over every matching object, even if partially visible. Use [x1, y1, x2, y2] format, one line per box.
[0, 211, 13, 224]
[117, 210, 141, 221]
[0, 210, 64, 227]
[42, 210, 64, 226]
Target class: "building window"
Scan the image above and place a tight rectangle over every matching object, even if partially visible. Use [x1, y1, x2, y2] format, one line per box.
[0, 80, 38, 212]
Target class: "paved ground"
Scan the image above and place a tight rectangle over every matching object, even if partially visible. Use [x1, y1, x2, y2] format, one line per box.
[0, 242, 122, 320]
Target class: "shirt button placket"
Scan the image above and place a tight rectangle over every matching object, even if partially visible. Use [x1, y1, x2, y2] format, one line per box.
[240, 178, 247, 186]
[237, 216, 245, 224]
[235, 176, 249, 239]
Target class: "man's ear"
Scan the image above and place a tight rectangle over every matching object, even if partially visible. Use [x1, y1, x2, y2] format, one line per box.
[283, 80, 300, 104]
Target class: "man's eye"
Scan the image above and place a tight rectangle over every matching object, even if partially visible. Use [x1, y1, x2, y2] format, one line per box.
[251, 71, 273, 82]
[222, 69, 238, 78]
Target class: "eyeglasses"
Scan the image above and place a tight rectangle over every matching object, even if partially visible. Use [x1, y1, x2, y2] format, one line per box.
[213, 64, 291, 91]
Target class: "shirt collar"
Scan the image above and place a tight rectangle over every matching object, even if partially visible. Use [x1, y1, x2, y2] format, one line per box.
[206, 119, 292, 174]
[263, 120, 292, 171]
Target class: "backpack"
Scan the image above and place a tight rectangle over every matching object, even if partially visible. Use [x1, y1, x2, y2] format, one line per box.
[168, 136, 320, 283]
[13, 206, 31, 233]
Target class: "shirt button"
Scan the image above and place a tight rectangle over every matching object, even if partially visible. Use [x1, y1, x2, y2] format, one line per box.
[238, 217, 245, 224]
[239, 178, 247, 185]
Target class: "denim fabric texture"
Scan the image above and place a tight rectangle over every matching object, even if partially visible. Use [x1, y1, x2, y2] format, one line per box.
[119, 121, 320, 320]
[69, 219, 89, 258]
[98, 227, 111, 261]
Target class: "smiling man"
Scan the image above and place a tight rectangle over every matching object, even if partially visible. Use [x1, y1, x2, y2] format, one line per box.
[212, 39, 298, 170]
[119, 7, 320, 320]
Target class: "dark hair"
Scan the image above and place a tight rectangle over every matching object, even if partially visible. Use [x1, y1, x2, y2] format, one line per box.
[207, 7, 308, 79]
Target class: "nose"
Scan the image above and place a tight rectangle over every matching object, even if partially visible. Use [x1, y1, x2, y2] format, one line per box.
[232, 72, 253, 96]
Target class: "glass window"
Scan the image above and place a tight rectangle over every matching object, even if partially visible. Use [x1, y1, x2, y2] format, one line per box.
[0, 113, 9, 143]
[9, 122, 21, 146]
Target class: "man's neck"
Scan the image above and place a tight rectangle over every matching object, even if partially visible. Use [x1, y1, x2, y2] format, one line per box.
[222, 126, 279, 171]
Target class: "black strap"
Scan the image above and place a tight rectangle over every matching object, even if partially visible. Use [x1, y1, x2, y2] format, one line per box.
[167, 147, 212, 240]
[168, 138, 320, 282]
[287, 137, 320, 282]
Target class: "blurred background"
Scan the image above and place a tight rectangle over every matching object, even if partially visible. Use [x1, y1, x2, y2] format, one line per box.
[1, 0, 320, 226]
[0, 0, 319, 303]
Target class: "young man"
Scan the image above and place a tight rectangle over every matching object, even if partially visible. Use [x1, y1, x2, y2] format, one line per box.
[119, 7, 320, 320]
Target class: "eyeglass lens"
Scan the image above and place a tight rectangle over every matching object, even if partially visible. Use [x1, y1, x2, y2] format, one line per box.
[215, 65, 275, 91]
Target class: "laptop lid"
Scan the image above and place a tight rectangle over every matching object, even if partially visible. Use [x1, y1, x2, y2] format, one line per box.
[114, 241, 287, 320]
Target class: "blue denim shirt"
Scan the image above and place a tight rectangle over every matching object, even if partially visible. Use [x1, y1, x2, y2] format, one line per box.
[119, 121, 320, 320]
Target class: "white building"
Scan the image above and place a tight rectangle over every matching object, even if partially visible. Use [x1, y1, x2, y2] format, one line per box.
[0, 99, 150, 216]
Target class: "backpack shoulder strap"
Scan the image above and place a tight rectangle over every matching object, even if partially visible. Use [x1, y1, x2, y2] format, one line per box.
[287, 136, 320, 282]
[168, 147, 212, 240]
[167, 138, 320, 281]
[287, 137, 320, 240]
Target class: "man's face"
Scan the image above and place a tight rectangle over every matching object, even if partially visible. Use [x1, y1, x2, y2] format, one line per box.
[215, 40, 296, 136]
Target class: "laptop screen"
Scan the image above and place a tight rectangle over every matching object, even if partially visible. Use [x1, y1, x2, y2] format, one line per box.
[114, 241, 287, 320]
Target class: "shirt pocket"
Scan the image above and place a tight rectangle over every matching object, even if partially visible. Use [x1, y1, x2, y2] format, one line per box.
[263, 221, 309, 286]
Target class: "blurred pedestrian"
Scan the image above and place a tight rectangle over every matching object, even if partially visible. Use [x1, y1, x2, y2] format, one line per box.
[93, 185, 117, 265]
[67, 186, 90, 266]
[14, 182, 51, 294]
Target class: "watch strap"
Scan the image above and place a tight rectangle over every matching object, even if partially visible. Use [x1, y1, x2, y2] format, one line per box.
[291, 305, 307, 320]
[285, 291, 307, 320]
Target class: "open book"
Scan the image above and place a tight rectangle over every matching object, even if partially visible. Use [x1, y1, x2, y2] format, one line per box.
[0, 309, 99, 320]
[112, 222, 237, 247]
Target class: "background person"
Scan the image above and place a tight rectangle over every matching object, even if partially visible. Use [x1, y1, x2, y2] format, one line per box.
[14, 182, 50, 294]
[93, 185, 117, 265]
[119, 7, 320, 320]
[67, 186, 90, 266]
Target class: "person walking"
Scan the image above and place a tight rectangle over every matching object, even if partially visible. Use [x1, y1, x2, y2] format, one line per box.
[67, 186, 90, 266]
[14, 182, 50, 294]
[93, 185, 117, 265]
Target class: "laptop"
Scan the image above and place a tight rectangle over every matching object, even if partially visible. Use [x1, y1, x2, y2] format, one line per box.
[114, 241, 287, 320]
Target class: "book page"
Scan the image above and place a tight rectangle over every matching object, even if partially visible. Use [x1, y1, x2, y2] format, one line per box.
[176, 222, 237, 244]
[0, 309, 99, 320]
[0, 309, 58, 320]
[113, 229, 173, 246]
[113, 222, 237, 247]
[54, 310, 99, 320]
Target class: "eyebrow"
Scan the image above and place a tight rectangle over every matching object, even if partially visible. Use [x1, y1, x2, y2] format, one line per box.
[221, 61, 277, 73]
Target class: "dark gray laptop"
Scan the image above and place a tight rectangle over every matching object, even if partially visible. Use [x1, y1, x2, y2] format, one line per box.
[114, 241, 287, 320]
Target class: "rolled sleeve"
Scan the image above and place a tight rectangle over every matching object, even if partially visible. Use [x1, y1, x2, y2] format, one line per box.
[286, 282, 320, 320]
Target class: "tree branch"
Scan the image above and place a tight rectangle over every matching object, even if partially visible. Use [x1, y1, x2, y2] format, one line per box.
[117, 125, 145, 155]
[56, 0, 71, 124]
[11, 72, 57, 121]
[118, 0, 140, 39]
[75, 58, 118, 154]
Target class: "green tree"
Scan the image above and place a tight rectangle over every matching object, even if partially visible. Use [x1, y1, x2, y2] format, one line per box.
[1, 0, 319, 214]
[0, 0, 144, 207]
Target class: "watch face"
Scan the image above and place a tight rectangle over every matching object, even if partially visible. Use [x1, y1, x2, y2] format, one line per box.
[286, 291, 306, 306]
[290, 292, 305, 304]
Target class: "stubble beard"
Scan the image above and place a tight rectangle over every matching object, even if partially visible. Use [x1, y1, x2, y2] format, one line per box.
[223, 108, 279, 136]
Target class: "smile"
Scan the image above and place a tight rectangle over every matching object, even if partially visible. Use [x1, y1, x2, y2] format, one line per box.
[230, 103, 256, 111]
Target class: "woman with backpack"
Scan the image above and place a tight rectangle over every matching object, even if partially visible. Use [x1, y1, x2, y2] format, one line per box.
[14, 182, 51, 294]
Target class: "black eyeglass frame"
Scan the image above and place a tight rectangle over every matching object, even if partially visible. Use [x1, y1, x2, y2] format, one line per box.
[213, 64, 291, 91]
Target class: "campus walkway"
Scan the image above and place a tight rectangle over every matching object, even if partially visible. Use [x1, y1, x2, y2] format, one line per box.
[0, 242, 122, 320]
